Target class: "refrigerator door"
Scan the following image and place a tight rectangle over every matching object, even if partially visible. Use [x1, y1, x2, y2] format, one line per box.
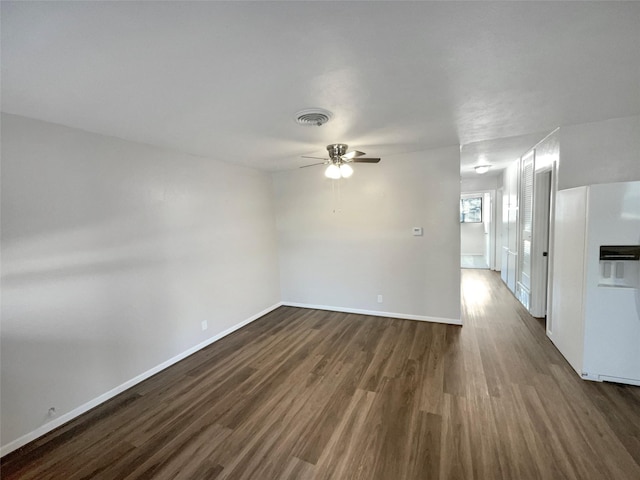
[583, 181, 640, 385]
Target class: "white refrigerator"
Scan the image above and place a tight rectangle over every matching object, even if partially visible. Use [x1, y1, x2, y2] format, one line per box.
[550, 181, 640, 385]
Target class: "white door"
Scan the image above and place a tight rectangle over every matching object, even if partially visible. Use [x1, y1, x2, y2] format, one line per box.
[517, 152, 534, 309]
[501, 187, 510, 284]
[530, 169, 552, 317]
[495, 188, 503, 272]
[506, 161, 519, 294]
[483, 192, 492, 269]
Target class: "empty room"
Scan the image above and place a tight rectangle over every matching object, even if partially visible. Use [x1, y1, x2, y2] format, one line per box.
[1, 1, 639, 479]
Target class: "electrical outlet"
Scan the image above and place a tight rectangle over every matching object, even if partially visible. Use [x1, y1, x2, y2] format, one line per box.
[377, 295, 383, 303]
[201, 320, 208, 331]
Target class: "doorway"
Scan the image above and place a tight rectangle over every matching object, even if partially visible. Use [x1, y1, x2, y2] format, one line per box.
[460, 191, 495, 270]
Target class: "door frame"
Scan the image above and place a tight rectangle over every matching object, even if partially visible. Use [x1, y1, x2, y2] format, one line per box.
[460, 189, 497, 270]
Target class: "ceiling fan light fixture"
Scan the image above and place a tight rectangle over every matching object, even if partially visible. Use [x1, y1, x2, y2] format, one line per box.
[475, 165, 491, 174]
[300, 143, 380, 178]
[339, 163, 353, 178]
[325, 164, 341, 179]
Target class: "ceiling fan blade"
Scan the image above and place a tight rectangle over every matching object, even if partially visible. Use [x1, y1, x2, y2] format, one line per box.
[301, 155, 327, 160]
[342, 150, 366, 159]
[351, 158, 381, 163]
[299, 162, 326, 168]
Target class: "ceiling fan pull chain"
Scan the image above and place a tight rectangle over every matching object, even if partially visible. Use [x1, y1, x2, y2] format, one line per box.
[332, 178, 336, 213]
[331, 177, 343, 214]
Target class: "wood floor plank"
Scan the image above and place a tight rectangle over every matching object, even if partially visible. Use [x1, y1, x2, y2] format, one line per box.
[439, 393, 474, 480]
[312, 388, 378, 480]
[516, 378, 581, 480]
[291, 352, 369, 464]
[280, 457, 315, 480]
[420, 323, 446, 415]
[3, 273, 640, 479]
[465, 392, 504, 480]
[404, 411, 442, 480]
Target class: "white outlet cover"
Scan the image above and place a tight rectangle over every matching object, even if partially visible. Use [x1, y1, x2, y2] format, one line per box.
[201, 320, 208, 331]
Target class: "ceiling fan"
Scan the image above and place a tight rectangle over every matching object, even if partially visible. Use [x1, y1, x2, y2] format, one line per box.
[300, 144, 381, 179]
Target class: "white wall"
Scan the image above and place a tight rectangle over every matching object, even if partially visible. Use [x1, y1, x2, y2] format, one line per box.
[558, 115, 640, 190]
[0, 114, 281, 451]
[461, 174, 499, 193]
[273, 146, 461, 323]
[460, 223, 486, 255]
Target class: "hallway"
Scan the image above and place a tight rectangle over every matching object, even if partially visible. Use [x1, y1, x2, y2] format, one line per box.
[459, 269, 640, 478]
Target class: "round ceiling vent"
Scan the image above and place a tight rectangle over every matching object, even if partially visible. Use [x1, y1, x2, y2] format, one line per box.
[294, 108, 333, 126]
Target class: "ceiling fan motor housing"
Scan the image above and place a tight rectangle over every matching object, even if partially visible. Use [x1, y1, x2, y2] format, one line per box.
[327, 143, 348, 160]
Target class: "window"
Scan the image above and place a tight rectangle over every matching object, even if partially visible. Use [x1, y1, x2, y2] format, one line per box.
[460, 196, 482, 223]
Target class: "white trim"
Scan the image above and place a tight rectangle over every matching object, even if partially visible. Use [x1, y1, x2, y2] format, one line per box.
[0, 302, 283, 458]
[580, 371, 602, 382]
[282, 302, 462, 325]
[597, 375, 640, 387]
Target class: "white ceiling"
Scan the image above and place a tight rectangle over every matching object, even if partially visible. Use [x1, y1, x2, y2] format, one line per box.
[2, 1, 639, 177]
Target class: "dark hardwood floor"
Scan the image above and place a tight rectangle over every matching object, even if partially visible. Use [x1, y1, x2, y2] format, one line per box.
[2, 269, 640, 479]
